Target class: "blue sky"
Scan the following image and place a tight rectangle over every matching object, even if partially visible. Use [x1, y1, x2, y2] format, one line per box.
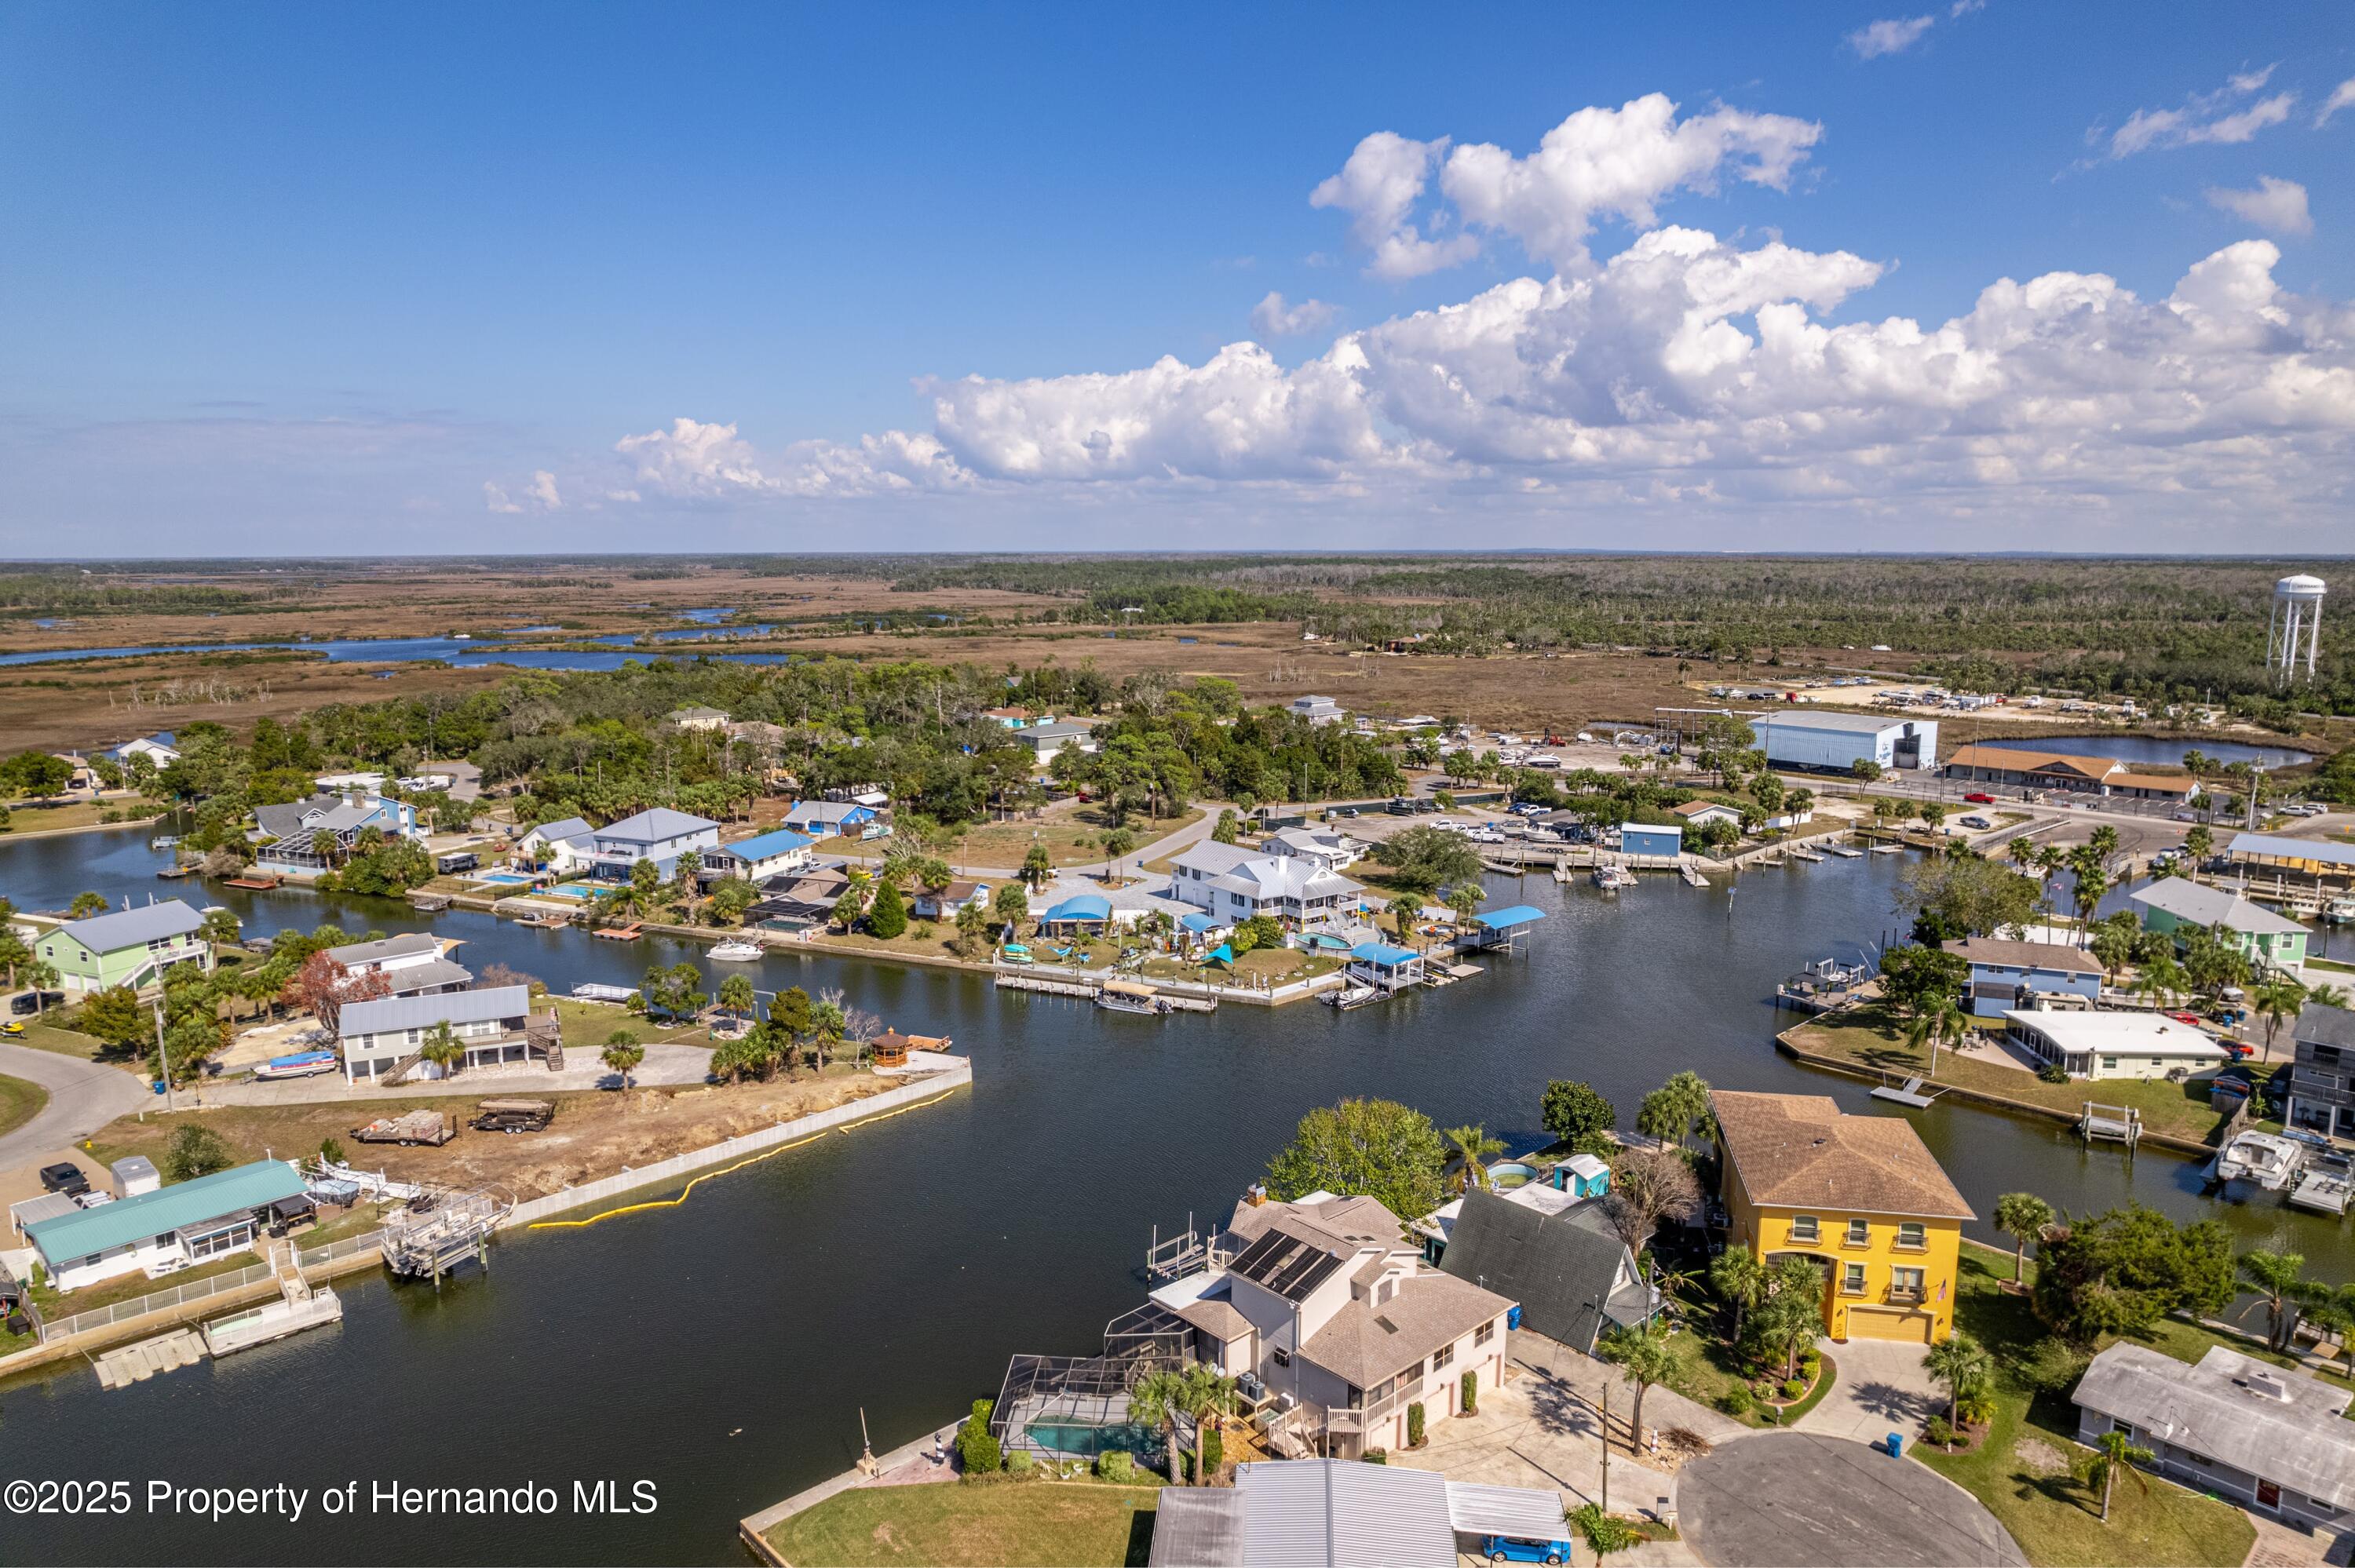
[4, 2, 2351, 556]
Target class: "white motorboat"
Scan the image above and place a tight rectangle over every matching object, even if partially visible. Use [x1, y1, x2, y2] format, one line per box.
[707, 939, 763, 961]
[2211, 1131, 2306, 1195]
[1323, 983, 1381, 1010]
[1591, 865, 1638, 891]
[2325, 898, 2355, 926]
[1096, 979, 1167, 1015]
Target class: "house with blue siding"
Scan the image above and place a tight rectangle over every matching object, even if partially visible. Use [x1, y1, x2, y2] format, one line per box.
[1618, 823, 1684, 859]
[703, 828, 814, 883]
[586, 808, 721, 881]
[1948, 936, 2105, 1018]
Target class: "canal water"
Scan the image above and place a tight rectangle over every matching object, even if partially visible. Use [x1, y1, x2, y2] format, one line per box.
[0, 632, 790, 672]
[2, 830, 2346, 1565]
[2020, 733, 2313, 770]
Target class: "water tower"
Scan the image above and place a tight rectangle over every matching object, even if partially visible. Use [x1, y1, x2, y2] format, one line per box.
[2269, 574, 2325, 684]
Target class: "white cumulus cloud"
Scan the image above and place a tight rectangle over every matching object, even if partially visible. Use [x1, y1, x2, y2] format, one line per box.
[483, 469, 560, 513]
[2206, 176, 2313, 236]
[2104, 67, 2295, 157]
[1251, 292, 1339, 337]
[1308, 132, 1479, 280]
[1848, 16, 1935, 58]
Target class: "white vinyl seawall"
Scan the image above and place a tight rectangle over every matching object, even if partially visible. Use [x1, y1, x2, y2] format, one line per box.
[499, 1063, 973, 1228]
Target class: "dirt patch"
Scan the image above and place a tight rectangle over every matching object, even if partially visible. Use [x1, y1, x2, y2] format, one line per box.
[2014, 1436, 2071, 1476]
[86, 1070, 898, 1201]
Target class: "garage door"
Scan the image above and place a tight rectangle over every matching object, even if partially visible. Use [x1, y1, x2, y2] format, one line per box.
[1846, 1307, 1934, 1344]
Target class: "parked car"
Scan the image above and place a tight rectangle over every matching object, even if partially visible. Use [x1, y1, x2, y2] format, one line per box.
[1483, 1537, 1573, 1566]
[38, 1162, 89, 1196]
[1962, 792, 1995, 804]
[8, 990, 65, 1017]
[2167, 1012, 2205, 1029]
[1958, 815, 1992, 830]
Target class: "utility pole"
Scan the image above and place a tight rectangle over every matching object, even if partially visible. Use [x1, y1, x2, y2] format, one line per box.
[152, 992, 174, 1110]
[1600, 1380, 1611, 1513]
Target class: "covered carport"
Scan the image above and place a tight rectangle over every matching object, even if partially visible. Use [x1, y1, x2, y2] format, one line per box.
[1445, 1481, 1575, 1560]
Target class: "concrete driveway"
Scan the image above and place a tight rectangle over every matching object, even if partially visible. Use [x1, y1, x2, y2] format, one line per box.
[1797, 1336, 1941, 1444]
[1680, 1432, 2025, 1568]
[0, 1041, 152, 1169]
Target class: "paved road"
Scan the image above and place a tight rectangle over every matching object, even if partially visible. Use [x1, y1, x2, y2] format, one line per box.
[1680, 1432, 2025, 1568]
[0, 1041, 152, 1168]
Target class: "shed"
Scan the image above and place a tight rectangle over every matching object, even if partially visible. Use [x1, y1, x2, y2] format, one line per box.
[1619, 823, 1684, 859]
[110, 1155, 160, 1198]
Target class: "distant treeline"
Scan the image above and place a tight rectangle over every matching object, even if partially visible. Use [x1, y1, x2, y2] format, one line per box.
[0, 572, 270, 618]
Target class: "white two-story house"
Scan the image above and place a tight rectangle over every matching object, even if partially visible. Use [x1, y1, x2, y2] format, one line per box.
[1145, 1191, 1514, 1459]
[1168, 842, 1364, 932]
[321, 932, 473, 997]
[586, 808, 721, 881]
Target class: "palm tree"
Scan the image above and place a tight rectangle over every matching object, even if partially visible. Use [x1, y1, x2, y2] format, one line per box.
[1174, 1362, 1238, 1484]
[1905, 994, 1967, 1076]
[1444, 1125, 1507, 1193]
[2182, 822, 2214, 881]
[197, 907, 242, 948]
[717, 973, 757, 1028]
[2134, 953, 2185, 1012]
[2252, 977, 2307, 1063]
[418, 1021, 464, 1080]
[2237, 1250, 2308, 1351]
[2311, 983, 2351, 1009]
[1922, 1333, 1992, 1438]
[1708, 1244, 1770, 1342]
[1993, 1192, 2053, 1285]
[601, 1030, 645, 1093]
[1598, 1322, 1678, 1454]
[2084, 1428, 2154, 1521]
[1129, 1366, 1188, 1482]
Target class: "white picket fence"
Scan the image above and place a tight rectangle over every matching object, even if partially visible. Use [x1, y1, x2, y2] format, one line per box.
[995, 960, 1340, 1006]
[501, 1063, 973, 1228]
[36, 1227, 383, 1344]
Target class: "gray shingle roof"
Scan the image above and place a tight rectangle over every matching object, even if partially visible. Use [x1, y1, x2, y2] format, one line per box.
[54, 899, 203, 954]
[2075, 1342, 2355, 1510]
[338, 985, 531, 1040]
[2295, 1002, 2355, 1053]
[1438, 1189, 1638, 1354]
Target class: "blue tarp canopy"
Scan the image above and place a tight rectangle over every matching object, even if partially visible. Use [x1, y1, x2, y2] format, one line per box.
[1349, 942, 1421, 966]
[1179, 911, 1221, 933]
[1039, 894, 1112, 923]
[1207, 943, 1236, 965]
[1474, 905, 1548, 931]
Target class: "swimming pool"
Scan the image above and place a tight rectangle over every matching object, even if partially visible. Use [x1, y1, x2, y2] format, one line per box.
[1488, 1161, 1539, 1189]
[474, 871, 534, 886]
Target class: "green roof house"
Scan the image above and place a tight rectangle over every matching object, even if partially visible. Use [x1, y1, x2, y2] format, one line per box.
[24, 1160, 305, 1293]
[2130, 880, 2307, 979]
[35, 899, 213, 995]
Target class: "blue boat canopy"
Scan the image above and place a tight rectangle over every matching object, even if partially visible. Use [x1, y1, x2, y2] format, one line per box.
[1474, 905, 1548, 930]
[1178, 911, 1220, 932]
[1349, 942, 1421, 966]
[1039, 894, 1112, 923]
[1207, 943, 1236, 965]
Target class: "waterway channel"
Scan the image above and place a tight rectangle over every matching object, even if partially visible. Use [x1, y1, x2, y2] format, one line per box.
[2, 827, 2347, 1564]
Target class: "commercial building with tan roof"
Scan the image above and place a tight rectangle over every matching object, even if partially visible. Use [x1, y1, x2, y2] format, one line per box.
[1711, 1090, 1974, 1345]
[1943, 743, 2201, 801]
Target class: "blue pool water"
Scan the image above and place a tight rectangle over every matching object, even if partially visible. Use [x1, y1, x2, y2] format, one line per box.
[474, 871, 533, 886]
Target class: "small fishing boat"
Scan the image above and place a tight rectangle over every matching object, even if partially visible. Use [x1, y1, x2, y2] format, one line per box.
[1323, 983, 1381, 1010]
[1590, 865, 1638, 890]
[2210, 1130, 2306, 1196]
[2325, 897, 2355, 926]
[2290, 1152, 2355, 1217]
[707, 939, 763, 961]
[149, 834, 180, 850]
[1096, 979, 1167, 1015]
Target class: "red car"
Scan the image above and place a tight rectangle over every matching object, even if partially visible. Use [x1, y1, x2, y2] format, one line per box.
[1962, 792, 1995, 804]
[2167, 1012, 2204, 1028]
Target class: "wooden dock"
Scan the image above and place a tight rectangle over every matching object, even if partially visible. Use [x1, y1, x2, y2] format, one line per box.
[1680, 864, 1711, 887]
[1871, 1076, 1941, 1109]
[995, 972, 1097, 997]
[224, 873, 280, 890]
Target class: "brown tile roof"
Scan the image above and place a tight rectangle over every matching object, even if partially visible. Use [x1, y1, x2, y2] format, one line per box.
[1945, 744, 2115, 778]
[1712, 1090, 1975, 1221]
[1300, 1269, 1513, 1389]
[2105, 771, 2196, 795]
[1946, 937, 2103, 977]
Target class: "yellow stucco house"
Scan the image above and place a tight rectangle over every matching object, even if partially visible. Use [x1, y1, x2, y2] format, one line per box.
[1712, 1090, 1974, 1345]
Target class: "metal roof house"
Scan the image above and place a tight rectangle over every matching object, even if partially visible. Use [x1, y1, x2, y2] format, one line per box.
[517, 815, 597, 872]
[2076, 1341, 2355, 1540]
[1618, 822, 1684, 860]
[586, 808, 721, 880]
[1170, 842, 1364, 931]
[25, 1160, 307, 1293]
[703, 828, 815, 883]
[2131, 878, 2308, 976]
[252, 792, 422, 868]
[779, 799, 881, 837]
[337, 984, 539, 1084]
[2229, 832, 2355, 884]
[2284, 1001, 2355, 1141]
[35, 899, 211, 995]
[1147, 1459, 1563, 1568]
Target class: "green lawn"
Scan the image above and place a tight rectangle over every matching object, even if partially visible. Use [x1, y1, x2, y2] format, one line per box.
[767, 1481, 1157, 1567]
[1654, 1321, 1834, 1428]
[31, 1249, 264, 1319]
[0, 1073, 49, 1140]
[1913, 1243, 2258, 1566]
[1785, 1005, 2251, 1146]
[5, 1018, 111, 1060]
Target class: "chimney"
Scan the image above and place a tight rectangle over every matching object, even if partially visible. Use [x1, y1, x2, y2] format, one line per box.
[1245, 1183, 1267, 1208]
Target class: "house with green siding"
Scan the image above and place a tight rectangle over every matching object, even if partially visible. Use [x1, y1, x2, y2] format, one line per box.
[35, 899, 213, 994]
[2129, 878, 2307, 978]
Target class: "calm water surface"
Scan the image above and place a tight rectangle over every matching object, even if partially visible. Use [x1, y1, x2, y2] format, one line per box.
[2, 830, 2346, 1565]
[2023, 733, 2313, 769]
[0, 633, 792, 671]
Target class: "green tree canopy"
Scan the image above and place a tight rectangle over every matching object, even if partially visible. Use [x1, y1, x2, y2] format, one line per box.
[1265, 1097, 1447, 1222]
